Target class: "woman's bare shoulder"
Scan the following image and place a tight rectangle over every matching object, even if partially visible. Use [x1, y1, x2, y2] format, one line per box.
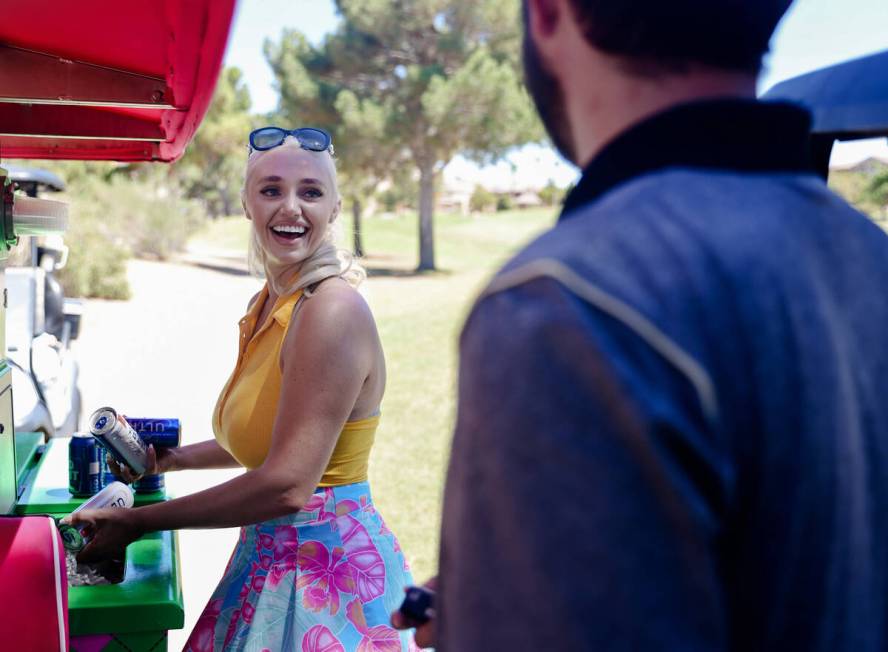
[302, 278, 373, 325]
[280, 279, 377, 371]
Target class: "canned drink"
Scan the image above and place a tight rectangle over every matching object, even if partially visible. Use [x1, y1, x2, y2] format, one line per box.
[89, 407, 149, 476]
[125, 418, 181, 448]
[68, 433, 102, 496]
[74, 480, 135, 512]
[61, 481, 135, 551]
[58, 522, 85, 552]
[99, 452, 113, 488]
[133, 474, 165, 494]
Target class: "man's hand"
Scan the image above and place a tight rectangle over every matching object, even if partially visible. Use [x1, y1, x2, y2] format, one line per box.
[392, 576, 437, 649]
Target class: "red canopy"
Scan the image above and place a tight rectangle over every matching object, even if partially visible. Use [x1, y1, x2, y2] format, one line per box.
[0, 0, 237, 162]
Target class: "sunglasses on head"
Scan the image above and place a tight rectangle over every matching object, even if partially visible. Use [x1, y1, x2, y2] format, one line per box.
[248, 127, 334, 155]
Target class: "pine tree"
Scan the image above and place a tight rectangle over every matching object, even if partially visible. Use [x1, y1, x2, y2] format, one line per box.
[265, 0, 541, 269]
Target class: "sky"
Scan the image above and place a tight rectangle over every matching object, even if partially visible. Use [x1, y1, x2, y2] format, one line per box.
[224, 0, 888, 187]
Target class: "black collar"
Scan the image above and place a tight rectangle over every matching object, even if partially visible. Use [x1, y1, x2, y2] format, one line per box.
[561, 99, 813, 219]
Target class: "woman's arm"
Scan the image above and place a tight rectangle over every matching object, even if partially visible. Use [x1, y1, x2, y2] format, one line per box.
[106, 439, 240, 484]
[136, 285, 372, 527]
[166, 440, 241, 471]
[74, 283, 377, 559]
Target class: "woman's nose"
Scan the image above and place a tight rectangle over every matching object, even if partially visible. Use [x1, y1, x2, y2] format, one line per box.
[282, 191, 301, 215]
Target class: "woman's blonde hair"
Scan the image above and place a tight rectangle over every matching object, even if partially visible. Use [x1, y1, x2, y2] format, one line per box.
[243, 142, 365, 297]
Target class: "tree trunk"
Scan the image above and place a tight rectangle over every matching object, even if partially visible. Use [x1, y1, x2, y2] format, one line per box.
[220, 187, 234, 219]
[352, 198, 365, 257]
[206, 198, 219, 220]
[417, 161, 436, 271]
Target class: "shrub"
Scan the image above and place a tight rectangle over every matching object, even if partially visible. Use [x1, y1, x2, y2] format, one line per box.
[377, 178, 418, 213]
[129, 191, 204, 260]
[865, 171, 888, 208]
[538, 180, 564, 206]
[52, 175, 128, 299]
[379, 188, 401, 213]
[58, 219, 131, 300]
[95, 175, 204, 261]
[470, 185, 496, 212]
[495, 194, 514, 211]
[54, 171, 203, 298]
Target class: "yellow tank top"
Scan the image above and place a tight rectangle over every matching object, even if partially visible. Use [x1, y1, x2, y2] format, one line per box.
[212, 285, 378, 486]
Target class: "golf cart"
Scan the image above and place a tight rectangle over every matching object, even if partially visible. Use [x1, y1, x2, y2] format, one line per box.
[3, 165, 82, 439]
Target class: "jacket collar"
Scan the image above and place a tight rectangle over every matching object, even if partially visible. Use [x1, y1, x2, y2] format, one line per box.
[561, 99, 814, 220]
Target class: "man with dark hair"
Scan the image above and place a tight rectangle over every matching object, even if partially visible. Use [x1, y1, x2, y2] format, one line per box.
[394, 0, 888, 650]
[564, 1, 791, 74]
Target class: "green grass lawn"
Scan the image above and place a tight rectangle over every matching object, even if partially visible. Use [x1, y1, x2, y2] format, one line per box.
[191, 206, 558, 579]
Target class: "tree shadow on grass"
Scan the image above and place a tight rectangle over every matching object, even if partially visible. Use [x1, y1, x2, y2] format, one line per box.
[187, 261, 252, 277]
[360, 253, 452, 279]
[365, 266, 452, 278]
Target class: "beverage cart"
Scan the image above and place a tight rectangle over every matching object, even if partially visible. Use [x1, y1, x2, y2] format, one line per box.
[0, 1, 236, 650]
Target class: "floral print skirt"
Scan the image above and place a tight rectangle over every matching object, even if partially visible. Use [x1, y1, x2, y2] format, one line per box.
[183, 482, 418, 651]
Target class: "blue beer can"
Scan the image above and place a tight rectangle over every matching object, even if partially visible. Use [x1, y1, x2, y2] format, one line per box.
[69, 433, 102, 496]
[126, 418, 181, 449]
[99, 450, 113, 488]
[133, 474, 166, 494]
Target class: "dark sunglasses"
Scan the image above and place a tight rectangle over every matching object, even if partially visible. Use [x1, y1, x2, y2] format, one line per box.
[248, 127, 334, 155]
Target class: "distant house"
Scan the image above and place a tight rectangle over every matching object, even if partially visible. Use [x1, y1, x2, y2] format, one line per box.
[439, 173, 546, 215]
[830, 156, 888, 175]
[514, 191, 543, 208]
[438, 190, 472, 215]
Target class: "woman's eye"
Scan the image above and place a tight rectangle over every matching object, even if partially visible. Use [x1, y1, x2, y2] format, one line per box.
[260, 186, 280, 196]
[302, 188, 322, 199]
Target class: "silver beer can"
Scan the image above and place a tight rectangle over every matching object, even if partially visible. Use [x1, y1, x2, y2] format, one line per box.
[62, 481, 135, 551]
[89, 407, 149, 476]
[73, 480, 135, 512]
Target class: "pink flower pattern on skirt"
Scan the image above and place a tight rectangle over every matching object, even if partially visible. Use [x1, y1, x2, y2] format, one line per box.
[296, 542, 354, 615]
[340, 515, 387, 602]
[346, 599, 404, 652]
[186, 598, 223, 652]
[302, 625, 346, 652]
[182, 482, 415, 652]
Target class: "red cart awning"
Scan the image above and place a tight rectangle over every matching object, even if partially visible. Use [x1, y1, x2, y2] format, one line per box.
[0, 0, 237, 162]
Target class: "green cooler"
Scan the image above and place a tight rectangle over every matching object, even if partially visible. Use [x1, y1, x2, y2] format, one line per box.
[14, 436, 185, 651]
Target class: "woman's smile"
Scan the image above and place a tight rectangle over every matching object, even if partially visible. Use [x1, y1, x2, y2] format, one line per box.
[243, 143, 340, 270]
[270, 221, 310, 244]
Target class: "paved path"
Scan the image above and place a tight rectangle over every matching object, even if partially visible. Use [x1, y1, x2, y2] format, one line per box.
[75, 258, 263, 649]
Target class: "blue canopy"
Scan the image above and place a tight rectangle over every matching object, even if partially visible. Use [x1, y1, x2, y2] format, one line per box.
[763, 49, 888, 139]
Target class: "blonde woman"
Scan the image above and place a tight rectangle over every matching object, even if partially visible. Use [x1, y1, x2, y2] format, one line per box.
[72, 127, 417, 651]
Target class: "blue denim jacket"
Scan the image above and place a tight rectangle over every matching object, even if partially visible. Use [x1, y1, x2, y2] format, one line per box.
[438, 101, 888, 651]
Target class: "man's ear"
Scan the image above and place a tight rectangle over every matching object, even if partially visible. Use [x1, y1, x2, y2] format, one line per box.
[526, 0, 562, 42]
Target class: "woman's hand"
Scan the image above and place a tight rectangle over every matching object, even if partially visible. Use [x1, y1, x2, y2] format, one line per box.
[66, 507, 144, 564]
[105, 444, 175, 484]
[391, 576, 437, 649]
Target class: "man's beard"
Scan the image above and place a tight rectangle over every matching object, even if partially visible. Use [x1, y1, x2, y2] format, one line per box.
[522, 28, 577, 165]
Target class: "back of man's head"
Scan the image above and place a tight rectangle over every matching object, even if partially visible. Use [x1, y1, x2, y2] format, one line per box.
[567, 1, 793, 74]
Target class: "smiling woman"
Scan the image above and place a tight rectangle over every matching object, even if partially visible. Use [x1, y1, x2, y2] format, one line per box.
[242, 134, 364, 296]
[70, 128, 418, 651]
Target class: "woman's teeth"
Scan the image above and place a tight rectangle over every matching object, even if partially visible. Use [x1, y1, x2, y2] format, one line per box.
[271, 224, 307, 239]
